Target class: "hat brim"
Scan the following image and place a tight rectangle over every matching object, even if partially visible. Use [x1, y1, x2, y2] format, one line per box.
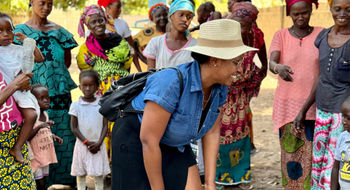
[184, 45, 258, 60]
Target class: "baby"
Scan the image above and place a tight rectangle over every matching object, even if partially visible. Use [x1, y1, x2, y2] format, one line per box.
[0, 12, 44, 162]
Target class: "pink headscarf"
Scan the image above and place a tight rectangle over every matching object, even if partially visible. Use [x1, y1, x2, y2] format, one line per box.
[78, 5, 115, 38]
[231, 2, 259, 23]
[286, 0, 319, 15]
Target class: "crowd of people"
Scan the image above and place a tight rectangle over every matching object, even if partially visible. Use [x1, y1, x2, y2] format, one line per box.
[0, 0, 349, 189]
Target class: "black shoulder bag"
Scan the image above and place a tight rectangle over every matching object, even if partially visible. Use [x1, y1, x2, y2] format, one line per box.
[99, 67, 184, 121]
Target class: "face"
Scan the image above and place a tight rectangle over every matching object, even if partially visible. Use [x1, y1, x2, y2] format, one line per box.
[342, 104, 350, 132]
[232, 16, 252, 35]
[153, 8, 168, 28]
[33, 87, 50, 111]
[108, 1, 122, 19]
[0, 18, 14, 46]
[197, 8, 210, 24]
[331, 0, 350, 27]
[79, 76, 98, 99]
[31, 0, 53, 18]
[289, 1, 312, 29]
[87, 14, 106, 38]
[215, 55, 244, 86]
[170, 10, 193, 32]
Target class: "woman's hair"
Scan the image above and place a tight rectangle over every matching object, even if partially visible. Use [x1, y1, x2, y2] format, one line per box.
[198, 2, 215, 12]
[0, 12, 14, 28]
[79, 69, 101, 86]
[191, 52, 210, 64]
[31, 84, 48, 96]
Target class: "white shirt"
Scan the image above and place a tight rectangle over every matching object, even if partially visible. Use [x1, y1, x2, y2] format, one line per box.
[113, 18, 132, 39]
[69, 97, 104, 142]
[143, 34, 197, 69]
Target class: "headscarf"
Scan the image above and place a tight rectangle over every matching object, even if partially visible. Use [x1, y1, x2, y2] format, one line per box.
[78, 5, 115, 38]
[97, 0, 120, 8]
[169, 0, 195, 17]
[285, 0, 319, 16]
[149, 3, 169, 21]
[231, 2, 259, 23]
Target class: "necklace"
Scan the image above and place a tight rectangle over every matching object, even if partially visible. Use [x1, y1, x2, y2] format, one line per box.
[203, 92, 212, 110]
[290, 26, 313, 46]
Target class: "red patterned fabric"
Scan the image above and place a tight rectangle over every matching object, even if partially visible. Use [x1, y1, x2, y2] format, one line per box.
[286, 0, 319, 15]
[97, 0, 119, 8]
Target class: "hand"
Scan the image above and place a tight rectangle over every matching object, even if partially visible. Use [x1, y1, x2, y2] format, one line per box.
[53, 135, 63, 145]
[14, 32, 27, 43]
[86, 142, 101, 154]
[292, 111, 306, 133]
[276, 64, 294, 82]
[12, 73, 33, 91]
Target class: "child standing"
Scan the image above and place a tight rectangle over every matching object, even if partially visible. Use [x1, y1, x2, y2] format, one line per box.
[0, 12, 44, 163]
[331, 96, 350, 190]
[69, 70, 110, 190]
[28, 84, 63, 190]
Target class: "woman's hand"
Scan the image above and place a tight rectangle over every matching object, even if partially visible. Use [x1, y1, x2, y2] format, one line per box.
[86, 141, 100, 154]
[275, 64, 294, 82]
[53, 135, 64, 145]
[14, 32, 27, 42]
[13, 73, 33, 91]
[292, 111, 306, 133]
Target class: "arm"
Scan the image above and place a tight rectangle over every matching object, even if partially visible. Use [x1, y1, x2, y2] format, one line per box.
[202, 113, 221, 190]
[293, 75, 319, 131]
[126, 36, 142, 72]
[70, 115, 94, 148]
[64, 49, 72, 68]
[14, 33, 44, 62]
[269, 51, 294, 82]
[147, 58, 156, 70]
[331, 160, 340, 190]
[134, 41, 148, 64]
[28, 121, 53, 141]
[257, 43, 268, 78]
[140, 101, 171, 190]
[0, 73, 32, 106]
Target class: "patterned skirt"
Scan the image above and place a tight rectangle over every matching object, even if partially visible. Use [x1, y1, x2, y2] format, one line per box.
[279, 121, 314, 190]
[0, 125, 35, 190]
[311, 108, 343, 190]
[47, 93, 76, 187]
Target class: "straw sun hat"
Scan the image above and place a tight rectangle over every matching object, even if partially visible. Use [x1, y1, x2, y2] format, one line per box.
[185, 19, 257, 60]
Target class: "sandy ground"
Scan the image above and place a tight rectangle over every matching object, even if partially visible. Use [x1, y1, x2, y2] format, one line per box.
[50, 63, 283, 189]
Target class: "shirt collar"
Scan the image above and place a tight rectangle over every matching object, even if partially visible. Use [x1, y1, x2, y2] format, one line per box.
[78, 96, 100, 105]
[189, 60, 203, 92]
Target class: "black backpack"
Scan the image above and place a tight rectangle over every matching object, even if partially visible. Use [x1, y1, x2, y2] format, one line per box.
[99, 67, 184, 121]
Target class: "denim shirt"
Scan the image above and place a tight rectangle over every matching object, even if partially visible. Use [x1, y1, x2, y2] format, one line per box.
[132, 61, 228, 151]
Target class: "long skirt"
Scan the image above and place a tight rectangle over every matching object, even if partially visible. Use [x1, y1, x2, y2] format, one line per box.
[216, 136, 251, 185]
[111, 106, 196, 190]
[0, 125, 36, 189]
[279, 121, 315, 190]
[47, 93, 76, 187]
[311, 108, 343, 190]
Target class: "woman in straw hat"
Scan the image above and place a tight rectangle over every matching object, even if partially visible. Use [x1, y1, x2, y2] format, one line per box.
[111, 19, 257, 190]
[269, 0, 322, 189]
[214, 2, 267, 188]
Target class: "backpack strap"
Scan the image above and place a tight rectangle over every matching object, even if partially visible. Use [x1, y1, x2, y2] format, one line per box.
[168, 67, 184, 98]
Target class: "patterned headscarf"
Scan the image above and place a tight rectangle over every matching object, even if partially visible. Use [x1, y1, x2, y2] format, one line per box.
[231, 2, 259, 23]
[169, 0, 195, 17]
[149, 3, 169, 21]
[97, 0, 120, 7]
[285, 0, 319, 16]
[78, 5, 115, 38]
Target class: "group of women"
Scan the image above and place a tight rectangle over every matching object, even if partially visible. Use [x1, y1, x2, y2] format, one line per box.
[0, 0, 349, 189]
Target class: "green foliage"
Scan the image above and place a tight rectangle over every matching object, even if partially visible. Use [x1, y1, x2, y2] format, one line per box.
[122, 0, 148, 15]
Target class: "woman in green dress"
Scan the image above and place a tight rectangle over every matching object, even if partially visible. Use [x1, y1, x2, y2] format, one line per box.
[14, 0, 78, 187]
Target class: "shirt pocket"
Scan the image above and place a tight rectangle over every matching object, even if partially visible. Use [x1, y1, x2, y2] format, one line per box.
[336, 56, 350, 83]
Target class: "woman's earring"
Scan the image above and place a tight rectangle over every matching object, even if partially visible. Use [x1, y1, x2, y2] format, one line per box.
[214, 64, 217, 67]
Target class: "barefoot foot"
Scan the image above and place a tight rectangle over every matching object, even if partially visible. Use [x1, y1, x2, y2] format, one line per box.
[9, 148, 26, 163]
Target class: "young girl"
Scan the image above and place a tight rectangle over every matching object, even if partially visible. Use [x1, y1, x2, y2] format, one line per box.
[28, 84, 63, 190]
[69, 70, 110, 190]
[0, 12, 44, 163]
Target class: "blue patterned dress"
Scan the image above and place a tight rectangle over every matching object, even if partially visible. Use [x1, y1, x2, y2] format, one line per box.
[14, 24, 78, 187]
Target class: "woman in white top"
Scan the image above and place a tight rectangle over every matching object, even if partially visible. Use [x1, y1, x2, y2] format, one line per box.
[143, 0, 197, 70]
